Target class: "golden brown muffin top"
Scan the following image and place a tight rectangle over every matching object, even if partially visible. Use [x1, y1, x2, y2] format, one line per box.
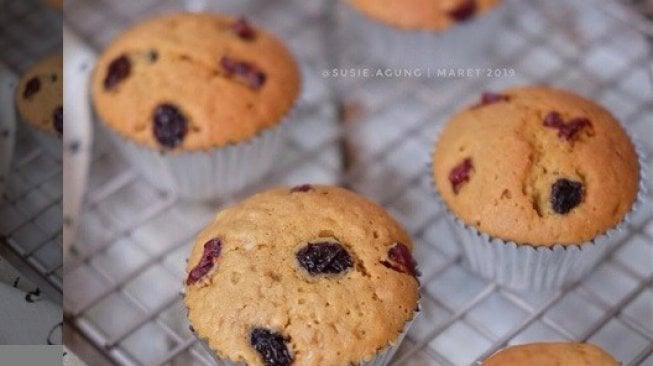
[15, 53, 63, 136]
[345, 0, 502, 31]
[433, 86, 639, 246]
[184, 185, 419, 366]
[92, 12, 300, 151]
[483, 342, 620, 366]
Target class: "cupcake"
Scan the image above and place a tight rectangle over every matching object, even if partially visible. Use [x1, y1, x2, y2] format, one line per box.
[337, 0, 504, 69]
[483, 342, 619, 365]
[91, 13, 301, 201]
[432, 86, 643, 289]
[184, 185, 420, 366]
[15, 52, 63, 158]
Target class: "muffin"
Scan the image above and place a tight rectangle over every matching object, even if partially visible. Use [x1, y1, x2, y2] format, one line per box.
[432, 86, 643, 289]
[184, 185, 420, 366]
[15, 52, 63, 158]
[337, 0, 504, 69]
[483, 342, 619, 365]
[91, 13, 301, 200]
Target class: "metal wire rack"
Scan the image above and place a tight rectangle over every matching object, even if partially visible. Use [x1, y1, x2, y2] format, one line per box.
[63, 0, 653, 365]
[0, 0, 63, 304]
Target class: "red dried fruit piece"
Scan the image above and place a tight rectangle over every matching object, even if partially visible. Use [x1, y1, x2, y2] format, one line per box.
[480, 92, 509, 105]
[290, 184, 313, 193]
[104, 54, 131, 90]
[53, 106, 63, 135]
[186, 238, 222, 285]
[449, 158, 473, 194]
[23, 77, 41, 99]
[380, 242, 419, 276]
[232, 17, 256, 40]
[448, 0, 477, 22]
[543, 111, 592, 140]
[220, 56, 266, 90]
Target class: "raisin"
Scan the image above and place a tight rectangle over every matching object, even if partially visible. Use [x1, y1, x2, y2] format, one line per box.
[23, 77, 41, 99]
[290, 184, 313, 193]
[220, 56, 266, 90]
[152, 103, 188, 149]
[104, 55, 131, 90]
[380, 242, 419, 276]
[543, 111, 591, 140]
[250, 328, 293, 366]
[475, 92, 509, 107]
[53, 106, 63, 135]
[448, 0, 476, 22]
[296, 242, 353, 275]
[186, 239, 221, 285]
[550, 178, 583, 214]
[449, 158, 473, 194]
[232, 17, 256, 40]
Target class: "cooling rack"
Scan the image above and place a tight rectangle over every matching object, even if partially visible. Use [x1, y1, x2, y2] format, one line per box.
[63, 0, 653, 365]
[0, 0, 63, 304]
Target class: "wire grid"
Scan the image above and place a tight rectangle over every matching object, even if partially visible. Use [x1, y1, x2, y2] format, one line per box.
[0, 0, 64, 302]
[63, 0, 653, 365]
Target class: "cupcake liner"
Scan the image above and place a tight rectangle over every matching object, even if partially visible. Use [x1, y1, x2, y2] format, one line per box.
[431, 129, 648, 290]
[194, 300, 420, 366]
[101, 104, 295, 202]
[336, 1, 508, 70]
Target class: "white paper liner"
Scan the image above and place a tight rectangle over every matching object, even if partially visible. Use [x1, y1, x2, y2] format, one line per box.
[194, 299, 420, 366]
[336, 1, 508, 70]
[431, 131, 648, 291]
[101, 106, 295, 202]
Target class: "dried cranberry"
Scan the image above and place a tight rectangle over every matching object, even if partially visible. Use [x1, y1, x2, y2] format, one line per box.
[296, 242, 353, 275]
[380, 242, 419, 276]
[449, 158, 473, 194]
[475, 92, 509, 107]
[104, 55, 131, 90]
[550, 178, 583, 214]
[543, 111, 564, 128]
[220, 56, 266, 90]
[448, 0, 476, 22]
[232, 17, 256, 40]
[543, 111, 591, 140]
[53, 106, 63, 135]
[153, 103, 188, 148]
[290, 184, 313, 193]
[23, 77, 41, 99]
[186, 239, 221, 285]
[250, 328, 293, 366]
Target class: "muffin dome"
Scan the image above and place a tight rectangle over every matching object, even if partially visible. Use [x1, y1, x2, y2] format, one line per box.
[432, 86, 639, 246]
[345, 0, 502, 31]
[92, 12, 300, 151]
[483, 342, 619, 365]
[15, 53, 63, 136]
[184, 185, 419, 366]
